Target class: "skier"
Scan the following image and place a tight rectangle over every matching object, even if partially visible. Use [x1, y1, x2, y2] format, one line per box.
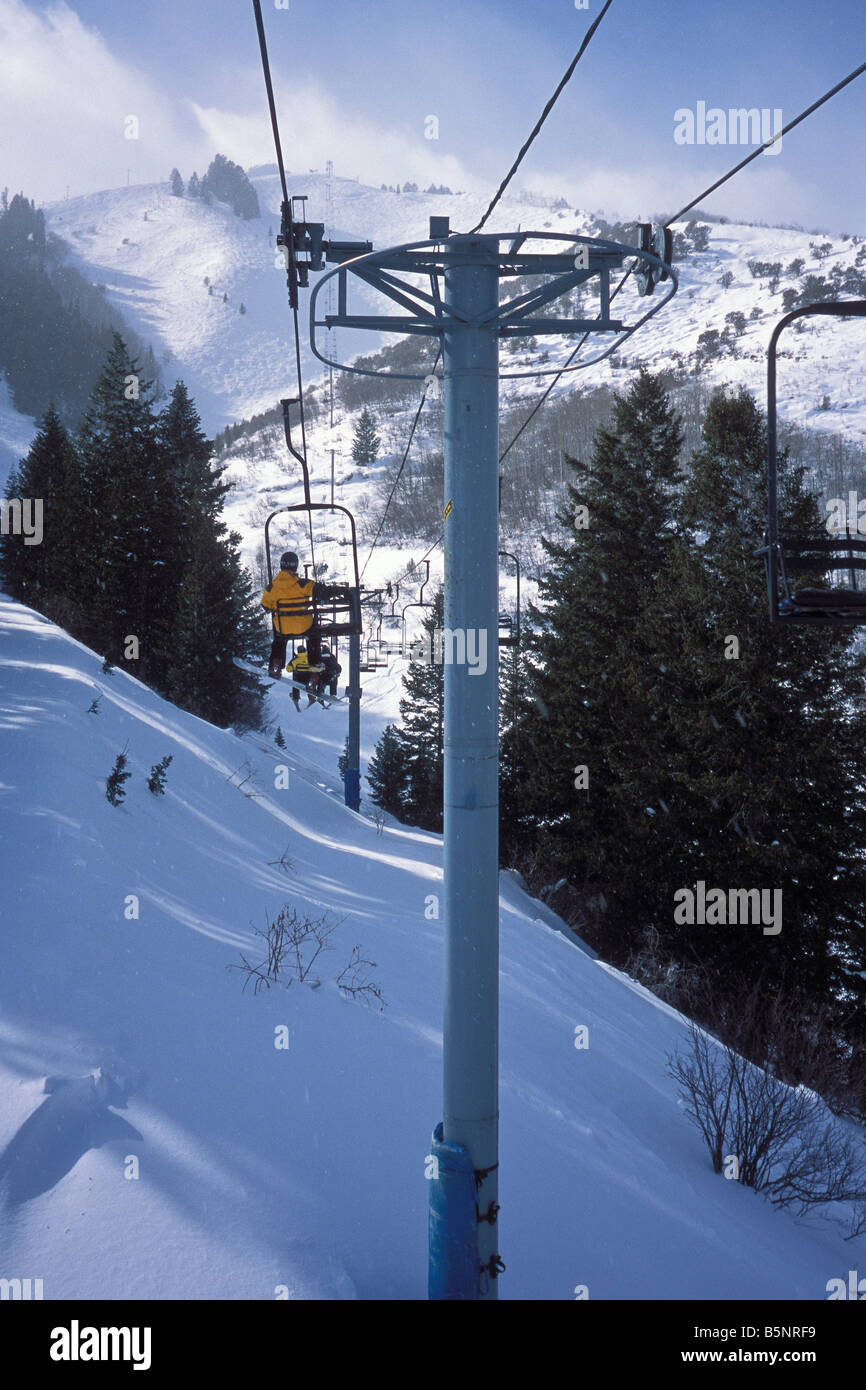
[261, 552, 333, 679]
[286, 646, 324, 710]
[319, 646, 342, 698]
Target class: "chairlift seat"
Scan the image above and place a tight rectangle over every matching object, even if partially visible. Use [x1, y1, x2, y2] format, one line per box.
[760, 530, 866, 625]
[784, 586, 866, 609]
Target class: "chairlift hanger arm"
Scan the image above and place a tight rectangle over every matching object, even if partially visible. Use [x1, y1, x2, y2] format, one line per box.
[264, 501, 361, 593]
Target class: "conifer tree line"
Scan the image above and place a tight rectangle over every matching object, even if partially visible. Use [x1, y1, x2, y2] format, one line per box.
[371, 371, 866, 1109]
[0, 191, 160, 424]
[169, 155, 260, 220]
[1, 334, 265, 730]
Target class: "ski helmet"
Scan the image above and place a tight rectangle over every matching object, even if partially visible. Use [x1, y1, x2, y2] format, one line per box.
[281, 551, 299, 572]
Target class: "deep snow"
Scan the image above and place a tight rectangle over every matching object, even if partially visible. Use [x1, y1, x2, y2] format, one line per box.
[0, 593, 862, 1299]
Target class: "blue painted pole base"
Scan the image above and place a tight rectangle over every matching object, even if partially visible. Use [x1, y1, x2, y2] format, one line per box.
[344, 767, 360, 811]
[428, 1122, 479, 1300]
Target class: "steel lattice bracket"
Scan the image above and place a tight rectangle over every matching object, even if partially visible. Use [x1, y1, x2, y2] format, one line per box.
[309, 226, 677, 381]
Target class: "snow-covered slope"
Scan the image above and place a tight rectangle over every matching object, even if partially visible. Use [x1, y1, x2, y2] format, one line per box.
[46, 175, 574, 432]
[44, 173, 866, 443]
[0, 593, 861, 1298]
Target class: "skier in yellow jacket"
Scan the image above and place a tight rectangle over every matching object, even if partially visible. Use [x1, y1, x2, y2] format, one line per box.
[286, 646, 322, 709]
[261, 551, 332, 677]
[261, 552, 315, 678]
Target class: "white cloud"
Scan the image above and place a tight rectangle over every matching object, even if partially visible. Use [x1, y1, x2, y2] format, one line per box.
[514, 155, 810, 229]
[0, 0, 477, 207]
[0, 0, 206, 202]
[191, 76, 480, 192]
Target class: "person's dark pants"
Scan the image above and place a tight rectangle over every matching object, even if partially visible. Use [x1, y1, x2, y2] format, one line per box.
[269, 625, 319, 678]
[269, 632, 289, 677]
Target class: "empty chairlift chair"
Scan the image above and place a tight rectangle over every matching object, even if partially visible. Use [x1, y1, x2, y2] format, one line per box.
[759, 300, 866, 625]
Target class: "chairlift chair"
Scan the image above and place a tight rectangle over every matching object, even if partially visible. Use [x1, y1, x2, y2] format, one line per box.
[498, 550, 521, 648]
[264, 398, 363, 655]
[401, 559, 433, 656]
[759, 300, 866, 624]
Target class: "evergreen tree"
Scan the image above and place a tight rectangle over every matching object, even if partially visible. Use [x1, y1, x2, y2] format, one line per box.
[162, 509, 265, 728]
[17, 338, 267, 730]
[158, 379, 229, 522]
[511, 370, 683, 952]
[147, 755, 173, 795]
[106, 748, 132, 805]
[498, 632, 535, 865]
[200, 155, 260, 219]
[351, 406, 381, 465]
[398, 591, 444, 830]
[73, 334, 164, 674]
[0, 405, 79, 613]
[188, 172, 200, 199]
[367, 592, 444, 828]
[169, 168, 184, 197]
[367, 725, 409, 819]
[274, 727, 286, 749]
[638, 386, 866, 1064]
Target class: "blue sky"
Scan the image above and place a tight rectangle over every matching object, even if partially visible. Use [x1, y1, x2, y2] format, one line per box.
[3, 0, 864, 229]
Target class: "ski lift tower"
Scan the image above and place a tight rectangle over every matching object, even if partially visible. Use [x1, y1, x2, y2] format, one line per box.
[309, 217, 676, 1300]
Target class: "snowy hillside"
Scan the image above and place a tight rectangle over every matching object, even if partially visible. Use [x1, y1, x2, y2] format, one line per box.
[0, 592, 861, 1299]
[43, 173, 866, 443]
[20, 171, 861, 621]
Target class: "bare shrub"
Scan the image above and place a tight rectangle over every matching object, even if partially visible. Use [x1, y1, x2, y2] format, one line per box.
[625, 923, 707, 1013]
[266, 845, 295, 875]
[668, 1021, 866, 1236]
[230, 907, 341, 994]
[230, 907, 385, 1007]
[335, 945, 385, 1010]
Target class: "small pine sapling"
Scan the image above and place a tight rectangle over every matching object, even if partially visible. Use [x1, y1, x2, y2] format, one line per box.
[147, 754, 173, 795]
[106, 746, 132, 805]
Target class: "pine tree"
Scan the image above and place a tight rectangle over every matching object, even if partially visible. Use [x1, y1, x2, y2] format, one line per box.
[512, 370, 683, 952]
[398, 591, 444, 829]
[188, 172, 200, 199]
[367, 725, 409, 819]
[106, 748, 132, 805]
[498, 633, 535, 865]
[169, 168, 184, 197]
[38, 339, 266, 731]
[200, 155, 260, 220]
[74, 334, 163, 676]
[162, 509, 265, 729]
[0, 404, 79, 613]
[351, 406, 381, 465]
[147, 755, 173, 794]
[638, 386, 866, 1062]
[274, 727, 286, 749]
